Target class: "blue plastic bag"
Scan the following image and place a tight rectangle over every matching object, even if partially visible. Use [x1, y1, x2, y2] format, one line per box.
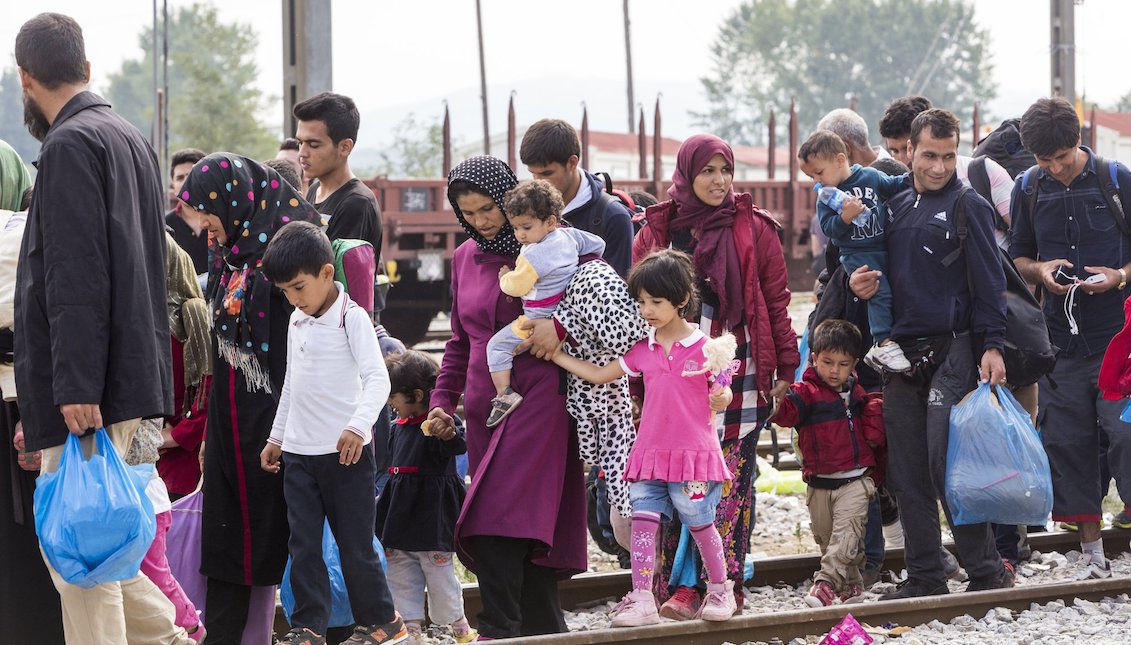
[945, 384, 1053, 525]
[795, 326, 810, 383]
[1121, 398, 1131, 423]
[280, 520, 388, 628]
[33, 428, 156, 588]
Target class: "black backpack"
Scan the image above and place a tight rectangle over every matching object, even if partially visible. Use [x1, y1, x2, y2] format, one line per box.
[972, 118, 1037, 180]
[1020, 155, 1130, 238]
[593, 172, 646, 234]
[950, 186, 1058, 386]
[966, 155, 1009, 233]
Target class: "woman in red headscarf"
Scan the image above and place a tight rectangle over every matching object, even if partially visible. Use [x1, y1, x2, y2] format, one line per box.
[633, 134, 800, 617]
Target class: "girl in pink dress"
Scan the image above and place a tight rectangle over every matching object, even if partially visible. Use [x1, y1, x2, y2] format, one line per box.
[552, 249, 737, 627]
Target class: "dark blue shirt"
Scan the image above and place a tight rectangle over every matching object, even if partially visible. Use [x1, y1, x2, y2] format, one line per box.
[816, 165, 907, 254]
[1009, 148, 1131, 358]
[887, 174, 1006, 350]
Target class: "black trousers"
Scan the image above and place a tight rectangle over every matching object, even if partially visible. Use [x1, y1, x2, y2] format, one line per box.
[204, 577, 251, 645]
[467, 536, 566, 638]
[283, 448, 395, 634]
[883, 332, 1004, 586]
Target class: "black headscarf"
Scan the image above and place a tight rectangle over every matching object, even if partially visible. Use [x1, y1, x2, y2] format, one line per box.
[446, 155, 521, 257]
[179, 152, 319, 393]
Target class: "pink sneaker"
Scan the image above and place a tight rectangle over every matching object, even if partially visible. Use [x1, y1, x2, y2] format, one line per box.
[609, 589, 660, 627]
[804, 580, 837, 607]
[658, 585, 700, 621]
[698, 580, 737, 621]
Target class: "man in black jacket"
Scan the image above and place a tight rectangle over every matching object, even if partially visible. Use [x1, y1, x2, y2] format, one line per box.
[14, 13, 184, 644]
[520, 119, 634, 277]
[851, 109, 1011, 600]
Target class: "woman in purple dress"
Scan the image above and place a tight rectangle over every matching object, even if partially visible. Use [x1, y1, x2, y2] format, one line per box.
[426, 156, 586, 638]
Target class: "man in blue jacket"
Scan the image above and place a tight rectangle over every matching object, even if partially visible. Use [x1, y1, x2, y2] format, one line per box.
[851, 108, 1011, 600]
[520, 119, 634, 277]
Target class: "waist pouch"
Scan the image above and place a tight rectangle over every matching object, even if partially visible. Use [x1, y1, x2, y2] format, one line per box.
[807, 473, 866, 490]
[896, 334, 954, 386]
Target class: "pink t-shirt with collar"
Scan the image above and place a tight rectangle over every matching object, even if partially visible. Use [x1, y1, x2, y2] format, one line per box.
[619, 326, 732, 483]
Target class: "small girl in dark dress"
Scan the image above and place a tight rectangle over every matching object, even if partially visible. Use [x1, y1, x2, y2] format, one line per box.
[375, 350, 476, 643]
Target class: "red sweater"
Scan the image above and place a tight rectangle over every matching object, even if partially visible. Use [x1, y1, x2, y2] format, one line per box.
[156, 337, 209, 497]
[773, 367, 885, 484]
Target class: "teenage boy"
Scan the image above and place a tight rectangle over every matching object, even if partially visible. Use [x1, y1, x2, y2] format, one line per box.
[166, 147, 209, 274]
[259, 221, 404, 645]
[520, 119, 634, 277]
[1010, 97, 1131, 579]
[294, 92, 382, 254]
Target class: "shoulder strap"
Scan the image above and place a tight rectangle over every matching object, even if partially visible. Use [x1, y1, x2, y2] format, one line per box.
[968, 156, 992, 206]
[1020, 165, 1041, 226]
[951, 186, 979, 313]
[1092, 154, 1130, 238]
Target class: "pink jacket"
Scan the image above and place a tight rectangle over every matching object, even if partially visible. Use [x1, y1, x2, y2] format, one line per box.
[633, 193, 800, 395]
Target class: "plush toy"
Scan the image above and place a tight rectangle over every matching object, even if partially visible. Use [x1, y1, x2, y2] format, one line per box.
[682, 332, 740, 394]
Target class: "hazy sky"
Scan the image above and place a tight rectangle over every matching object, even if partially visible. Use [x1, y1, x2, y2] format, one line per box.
[3, 0, 1129, 149]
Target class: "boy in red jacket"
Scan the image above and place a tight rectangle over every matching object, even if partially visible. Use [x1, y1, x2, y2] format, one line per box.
[773, 319, 885, 607]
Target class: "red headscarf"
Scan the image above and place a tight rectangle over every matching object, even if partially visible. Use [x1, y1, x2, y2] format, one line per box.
[667, 134, 744, 329]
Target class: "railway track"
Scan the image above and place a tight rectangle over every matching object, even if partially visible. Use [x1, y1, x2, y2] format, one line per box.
[503, 576, 1131, 645]
[461, 528, 1131, 624]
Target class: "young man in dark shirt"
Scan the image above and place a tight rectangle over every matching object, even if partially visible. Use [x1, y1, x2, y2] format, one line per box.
[165, 147, 209, 275]
[293, 92, 382, 256]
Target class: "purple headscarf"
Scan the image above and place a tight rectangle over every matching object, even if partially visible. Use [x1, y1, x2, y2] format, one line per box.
[667, 134, 744, 329]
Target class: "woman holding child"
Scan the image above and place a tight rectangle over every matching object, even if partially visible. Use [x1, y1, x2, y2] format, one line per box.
[179, 153, 320, 641]
[633, 134, 799, 616]
[426, 155, 587, 639]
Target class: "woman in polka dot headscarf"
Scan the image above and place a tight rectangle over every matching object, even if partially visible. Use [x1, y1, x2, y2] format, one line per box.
[178, 152, 319, 639]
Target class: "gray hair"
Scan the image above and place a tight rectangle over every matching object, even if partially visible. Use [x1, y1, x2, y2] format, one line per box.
[817, 108, 870, 150]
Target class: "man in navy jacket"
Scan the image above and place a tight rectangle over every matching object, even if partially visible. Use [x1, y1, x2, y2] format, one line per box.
[851, 108, 1011, 601]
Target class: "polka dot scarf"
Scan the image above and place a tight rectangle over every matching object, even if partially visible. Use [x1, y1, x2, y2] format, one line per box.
[180, 152, 319, 393]
[446, 155, 522, 257]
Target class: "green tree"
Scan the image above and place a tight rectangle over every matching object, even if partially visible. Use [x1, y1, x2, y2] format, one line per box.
[1116, 89, 1131, 112]
[0, 65, 41, 164]
[693, 0, 997, 145]
[105, 3, 279, 165]
[376, 113, 445, 179]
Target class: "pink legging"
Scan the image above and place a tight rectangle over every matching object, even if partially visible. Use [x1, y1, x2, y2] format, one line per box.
[141, 511, 200, 631]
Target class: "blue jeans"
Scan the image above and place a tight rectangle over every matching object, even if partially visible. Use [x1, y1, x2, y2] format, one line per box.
[630, 479, 722, 526]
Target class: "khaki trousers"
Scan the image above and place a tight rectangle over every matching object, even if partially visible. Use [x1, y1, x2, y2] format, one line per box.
[38, 418, 193, 645]
[806, 476, 875, 590]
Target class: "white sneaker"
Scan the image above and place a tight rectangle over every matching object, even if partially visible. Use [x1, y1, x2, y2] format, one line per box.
[865, 342, 911, 373]
[1073, 556, 1112, 580]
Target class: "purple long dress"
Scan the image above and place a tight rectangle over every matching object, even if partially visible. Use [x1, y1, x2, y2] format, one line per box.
[430, 240, 587, 577]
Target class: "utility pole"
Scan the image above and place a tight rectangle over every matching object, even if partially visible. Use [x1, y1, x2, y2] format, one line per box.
[476, 0, 491, 154]
[624, 0, 635, 133]
[1050, 0, 1076, 105]
[282, 0, 333, 137]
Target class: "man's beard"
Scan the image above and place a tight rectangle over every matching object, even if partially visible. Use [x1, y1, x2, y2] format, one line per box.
[23, 93, 50, 142]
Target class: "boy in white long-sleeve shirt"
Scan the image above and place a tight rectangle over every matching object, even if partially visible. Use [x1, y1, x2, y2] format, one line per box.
[259, 221, 407, 645]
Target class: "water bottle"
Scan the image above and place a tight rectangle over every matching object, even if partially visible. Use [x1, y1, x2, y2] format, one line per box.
[815, 183, 870, 227]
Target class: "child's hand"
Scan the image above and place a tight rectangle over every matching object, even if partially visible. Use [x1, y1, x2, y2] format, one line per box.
[708, 385, 733, 412]
[426, 407, 456, 438]
[841, 196, 865, 223]
[430, 419, 457, 441]
[260, 442, 282, 474]
[499, 265, 512, 278]
[337, 429, 366, 465]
